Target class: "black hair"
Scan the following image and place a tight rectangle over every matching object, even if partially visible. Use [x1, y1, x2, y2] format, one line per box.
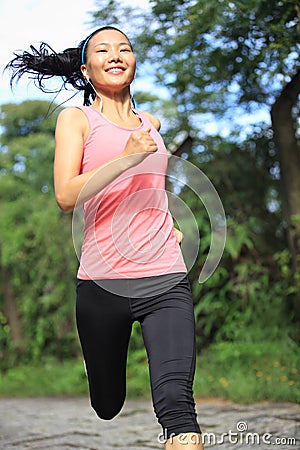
[5, 26, 133, 106]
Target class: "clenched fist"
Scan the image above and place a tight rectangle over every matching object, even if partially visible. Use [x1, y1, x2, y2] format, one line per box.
[121, 128, 158, 167]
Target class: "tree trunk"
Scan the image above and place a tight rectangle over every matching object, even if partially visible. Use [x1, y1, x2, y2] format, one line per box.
[1, 263, 24, 351]
[271, 70, 300, 327]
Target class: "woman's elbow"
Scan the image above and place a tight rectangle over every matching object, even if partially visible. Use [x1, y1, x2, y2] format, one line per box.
[55, 192, 75, 213]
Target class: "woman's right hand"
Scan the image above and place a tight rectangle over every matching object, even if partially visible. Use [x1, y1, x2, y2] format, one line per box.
[121, 128, 158, 167]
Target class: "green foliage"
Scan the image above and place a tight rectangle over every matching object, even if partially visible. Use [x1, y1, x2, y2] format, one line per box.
[1, 101, 58, 141]
[192, 247, 297, 345]
[0, 100, 79, 368]
[194, 339, 300, 403]
[173, 125, 296, 346]
[130, 0, 299, 108]
[127, 323, 151, 398]
[166, 111, 298, 345]
[0, 358, 88, 397]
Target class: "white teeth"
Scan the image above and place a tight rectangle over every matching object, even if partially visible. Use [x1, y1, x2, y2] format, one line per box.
[108, 68, 123, 73]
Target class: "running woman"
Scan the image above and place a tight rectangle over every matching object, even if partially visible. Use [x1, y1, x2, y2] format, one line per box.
[6, 26, 204, 449]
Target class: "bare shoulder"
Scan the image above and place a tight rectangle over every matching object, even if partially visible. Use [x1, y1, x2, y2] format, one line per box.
[57, 106, 87, 125]
[56, 106, 89, 139]
[142, 111, 161, 131]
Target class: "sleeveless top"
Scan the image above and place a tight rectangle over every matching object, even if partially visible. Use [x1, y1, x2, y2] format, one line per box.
[76, 106, 187, 280]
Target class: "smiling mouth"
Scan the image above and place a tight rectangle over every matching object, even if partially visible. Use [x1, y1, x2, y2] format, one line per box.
[106, 67, 125, 73]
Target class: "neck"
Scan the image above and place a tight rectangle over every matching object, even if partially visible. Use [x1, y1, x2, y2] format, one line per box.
[91, 89, 140, 128]
[92, 90, 136, 121]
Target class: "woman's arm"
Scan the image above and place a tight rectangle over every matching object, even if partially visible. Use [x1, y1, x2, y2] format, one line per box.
[54, 107, 158, 212]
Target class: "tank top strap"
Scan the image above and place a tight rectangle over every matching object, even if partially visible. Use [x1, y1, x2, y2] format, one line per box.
[133, 109, 152, 128]
[75, 105, 105, 128]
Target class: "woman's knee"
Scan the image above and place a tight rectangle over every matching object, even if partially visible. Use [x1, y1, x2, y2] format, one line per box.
[91, 396, 125, 420]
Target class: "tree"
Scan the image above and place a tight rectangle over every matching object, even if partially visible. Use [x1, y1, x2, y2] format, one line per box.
[0, 101, 79, 366]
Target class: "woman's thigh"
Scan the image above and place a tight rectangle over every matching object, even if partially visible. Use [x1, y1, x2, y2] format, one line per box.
[76, 280, 133, 419]
[138, 277, 196, 383]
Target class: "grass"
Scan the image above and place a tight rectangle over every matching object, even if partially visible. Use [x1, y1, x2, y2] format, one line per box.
[0, 358, 88, 397]
[193, 339, 299, 403]
[0, 339, 299, 403]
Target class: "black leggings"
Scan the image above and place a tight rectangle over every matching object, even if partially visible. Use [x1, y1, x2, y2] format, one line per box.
[76, 274, 201, 439]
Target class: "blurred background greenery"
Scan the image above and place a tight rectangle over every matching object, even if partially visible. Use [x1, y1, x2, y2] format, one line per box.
[0, 0, 299, 403]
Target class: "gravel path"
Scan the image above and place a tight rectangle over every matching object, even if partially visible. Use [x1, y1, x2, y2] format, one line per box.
[0, 397, 299, 449]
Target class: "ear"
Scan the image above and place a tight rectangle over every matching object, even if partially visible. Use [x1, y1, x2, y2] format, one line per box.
[80, 64, 88, 79]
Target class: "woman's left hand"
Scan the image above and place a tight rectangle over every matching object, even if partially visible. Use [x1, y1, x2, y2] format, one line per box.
[174, 227, 183, 244]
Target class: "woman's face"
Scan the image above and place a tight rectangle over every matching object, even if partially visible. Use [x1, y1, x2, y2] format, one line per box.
[82, 29, 136, 93]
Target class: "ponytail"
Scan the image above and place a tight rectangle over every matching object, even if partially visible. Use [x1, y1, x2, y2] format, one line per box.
[6, 42, 95, 106]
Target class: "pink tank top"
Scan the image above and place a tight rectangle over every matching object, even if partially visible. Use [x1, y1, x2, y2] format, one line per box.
[76, 106, 187, 280]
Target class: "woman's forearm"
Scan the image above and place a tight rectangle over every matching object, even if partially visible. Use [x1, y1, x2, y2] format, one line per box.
[55, 153, 132, 212]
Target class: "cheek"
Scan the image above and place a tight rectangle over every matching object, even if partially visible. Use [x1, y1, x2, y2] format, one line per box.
[129, 57, 136, 74]
[88, 53, 106, 67]
[87, 59, 106, 78]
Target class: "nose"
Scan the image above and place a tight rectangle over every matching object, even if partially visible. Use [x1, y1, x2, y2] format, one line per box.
[108, 47, 122, 63]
